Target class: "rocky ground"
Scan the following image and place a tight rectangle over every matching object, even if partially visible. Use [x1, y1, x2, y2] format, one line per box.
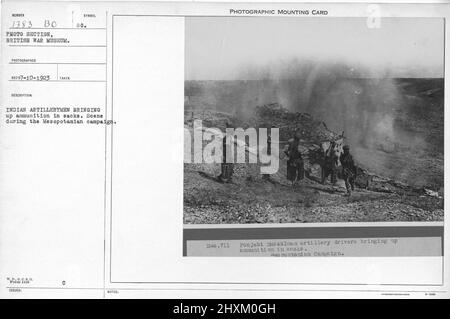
[183, 162, 444, 224]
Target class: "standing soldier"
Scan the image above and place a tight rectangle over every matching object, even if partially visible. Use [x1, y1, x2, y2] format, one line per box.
[262, 131, 272, 180]
[321, 141, 339, 185]
[340, 145, 357, 196]
[218, 121, 234, 183]
[284, 131, 304, 186]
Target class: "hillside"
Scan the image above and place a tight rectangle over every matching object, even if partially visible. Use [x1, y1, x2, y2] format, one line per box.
[183, 96, 444, 224]
[185, 78, 444, 189]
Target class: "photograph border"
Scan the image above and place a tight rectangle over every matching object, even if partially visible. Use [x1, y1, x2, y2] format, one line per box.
[109, 13, 446, 286]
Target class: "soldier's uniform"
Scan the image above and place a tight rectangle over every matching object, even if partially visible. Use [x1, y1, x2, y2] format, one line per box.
[285, 137, 304, 185]
[218, 122, 234, 183]
[340, 145, 356, 195]
[262, 134, 271, 180]
[321, 142, 338, 185]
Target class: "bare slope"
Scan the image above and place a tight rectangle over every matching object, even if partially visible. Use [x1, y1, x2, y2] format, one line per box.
[183, 105, 443, 224]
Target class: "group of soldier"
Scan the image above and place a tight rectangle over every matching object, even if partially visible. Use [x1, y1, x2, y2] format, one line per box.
[284, 132, 357, 196]
[217, 123, 357, 196]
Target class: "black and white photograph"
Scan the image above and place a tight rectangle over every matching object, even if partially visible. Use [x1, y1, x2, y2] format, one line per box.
[1, 0, 448, 299]
[184, 17, 444, 224]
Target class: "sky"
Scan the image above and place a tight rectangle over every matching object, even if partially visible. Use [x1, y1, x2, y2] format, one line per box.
[185, 17, 444, 80]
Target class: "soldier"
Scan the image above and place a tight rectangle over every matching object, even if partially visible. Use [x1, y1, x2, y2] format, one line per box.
[218, 121, 234, 183]
[284, 131, 304, 186]
[262, 131, 272, 180]
[340, 145, 357, 196]
[321, 141, 339, 185]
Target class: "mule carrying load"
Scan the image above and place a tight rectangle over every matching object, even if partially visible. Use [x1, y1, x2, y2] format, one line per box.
[253, 103, 346, 184]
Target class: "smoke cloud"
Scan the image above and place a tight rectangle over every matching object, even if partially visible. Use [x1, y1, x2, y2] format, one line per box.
[186, 59, 445, 187]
